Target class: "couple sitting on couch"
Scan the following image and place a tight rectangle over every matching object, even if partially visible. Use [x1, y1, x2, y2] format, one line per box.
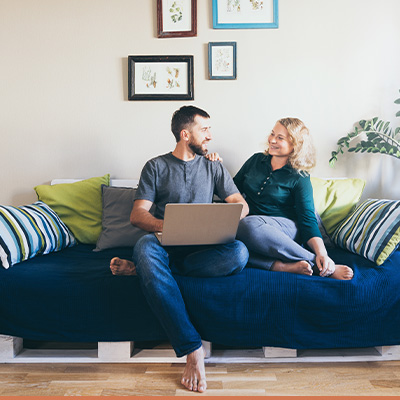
[110, 105, 353, 393]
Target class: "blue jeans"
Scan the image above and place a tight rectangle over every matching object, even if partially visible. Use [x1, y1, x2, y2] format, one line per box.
[132, 233, 249, 357]
[236, 215, 316, 270]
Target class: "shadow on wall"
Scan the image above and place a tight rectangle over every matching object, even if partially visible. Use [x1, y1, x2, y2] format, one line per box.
[341, 152, 400, 200]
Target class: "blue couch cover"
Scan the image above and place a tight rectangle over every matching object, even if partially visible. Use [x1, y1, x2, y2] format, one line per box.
[0, 244, 399, 350]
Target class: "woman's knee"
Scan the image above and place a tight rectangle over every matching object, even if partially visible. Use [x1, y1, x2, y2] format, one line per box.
[236, 216, 269, 244]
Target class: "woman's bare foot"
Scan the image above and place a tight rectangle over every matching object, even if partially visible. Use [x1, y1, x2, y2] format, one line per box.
[181, 346, 207, 393]
[271, 260, 313, 275]
[329, 264, 353, 280]
[110, 257, 136, 275]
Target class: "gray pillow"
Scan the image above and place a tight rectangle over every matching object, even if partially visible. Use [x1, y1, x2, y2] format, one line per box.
[94, 185, 150, 251]
[315, 210, 334, 248]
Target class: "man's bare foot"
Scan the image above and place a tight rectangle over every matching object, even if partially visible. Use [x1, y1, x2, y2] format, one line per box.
[271, 260, 313, 275]
[110, 257, 136, 276]
[181, 346, 207, 393]
[329, 264, 353, 280]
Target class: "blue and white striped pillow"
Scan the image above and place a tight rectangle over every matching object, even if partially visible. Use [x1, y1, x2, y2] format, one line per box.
[0, 201, 76, 269]
[331, 199, 400, 265]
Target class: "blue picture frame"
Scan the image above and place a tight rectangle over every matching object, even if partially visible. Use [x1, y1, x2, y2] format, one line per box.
[208, 42, 237, 80]
[212, 0, 278, 29]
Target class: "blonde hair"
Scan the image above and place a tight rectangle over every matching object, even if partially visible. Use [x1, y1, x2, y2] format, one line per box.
[266, 117, 316, 173]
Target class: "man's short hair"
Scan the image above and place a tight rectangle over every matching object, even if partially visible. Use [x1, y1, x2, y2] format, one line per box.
[171, 106, 210, 142]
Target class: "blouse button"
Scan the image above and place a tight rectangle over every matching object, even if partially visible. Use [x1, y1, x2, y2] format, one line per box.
[257, 192, 261, 195]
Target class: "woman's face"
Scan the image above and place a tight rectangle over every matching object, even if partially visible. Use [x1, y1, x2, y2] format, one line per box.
[268, 123, 294, 158]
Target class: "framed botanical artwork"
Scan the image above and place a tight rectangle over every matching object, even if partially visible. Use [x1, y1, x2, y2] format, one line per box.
[157, 0, 197, 38]
[128, 55, 194, 101]
[208, 42, 237, 80]
[212, 0, 279, 29]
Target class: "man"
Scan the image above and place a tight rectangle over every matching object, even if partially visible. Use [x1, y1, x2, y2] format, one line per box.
[110, 106, 249, 393]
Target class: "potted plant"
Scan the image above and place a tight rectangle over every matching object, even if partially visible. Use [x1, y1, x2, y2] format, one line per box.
[329, 90, 400, 166]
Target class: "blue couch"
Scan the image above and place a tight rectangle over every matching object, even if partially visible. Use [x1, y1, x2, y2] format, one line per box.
[1, 242, 399, 351]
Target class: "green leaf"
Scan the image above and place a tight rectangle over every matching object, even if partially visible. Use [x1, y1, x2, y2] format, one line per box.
[396, 111, 400, 117]
[348, 147, 356, 152]
[372, 117, 379, 125]
[359, 120, 366, 129]
[394, 98, 400, 104]
[383, 121, 390, 132]
[395, 127, 400, 134]
[380, 146, 387, 153]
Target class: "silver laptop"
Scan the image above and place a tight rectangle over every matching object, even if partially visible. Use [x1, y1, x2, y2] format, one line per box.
[154, 203, 243, 246]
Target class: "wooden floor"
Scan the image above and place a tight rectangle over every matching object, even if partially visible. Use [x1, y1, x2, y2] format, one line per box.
[0, 361, 400, 396]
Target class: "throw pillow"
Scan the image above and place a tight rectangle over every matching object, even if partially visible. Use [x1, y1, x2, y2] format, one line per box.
[311, 177, 366, 236]
[94, 185, 150, 251]
[315, 211, 334, 248]
[331, 199, 400, 265]
[0, 201, 76, 269]
[35, 174, 110, 244]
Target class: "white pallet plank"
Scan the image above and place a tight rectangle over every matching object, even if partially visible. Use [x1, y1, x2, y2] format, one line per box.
[0, 335, 23, 360]
[202, 340, 212, 358]
[1, 335, 400, 364]
[263, 346, 298, 358]
[375, 345, 400, 357]
[98, 341, 134, 361]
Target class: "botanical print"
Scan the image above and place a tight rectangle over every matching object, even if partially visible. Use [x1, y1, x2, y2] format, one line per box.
[166, 67, 181, 89]
[169, 0, 184, 23]
[214, 48, 232, 74]
[249, 0, 263, 10]
[227, 0, 241, 13]
[142, 66, 157, 88]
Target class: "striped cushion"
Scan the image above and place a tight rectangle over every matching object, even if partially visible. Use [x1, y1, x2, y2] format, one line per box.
[0, 201, 76, 269]
[331, 199, 400, 265]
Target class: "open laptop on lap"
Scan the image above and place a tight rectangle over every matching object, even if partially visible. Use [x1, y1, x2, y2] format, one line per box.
[154, 203, 243, 246]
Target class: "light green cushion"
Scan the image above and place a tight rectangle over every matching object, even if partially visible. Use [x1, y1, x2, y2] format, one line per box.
[35, 174, 110, 244]
[311, 177, 366, 235]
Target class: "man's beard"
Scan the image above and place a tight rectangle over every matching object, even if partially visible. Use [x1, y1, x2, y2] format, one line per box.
[188, 141, 208, 156]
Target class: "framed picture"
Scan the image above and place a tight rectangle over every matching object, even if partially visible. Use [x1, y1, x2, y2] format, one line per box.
[128, 55, 194, 101]
[212, 0, 279, 29]
[208, 42, 237, 80]
[157, 0, 197, 38]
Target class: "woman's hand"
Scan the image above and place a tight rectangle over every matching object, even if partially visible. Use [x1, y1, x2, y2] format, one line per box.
[205, 152, 223, 162]
[307, 236, 335, 277]
[315, 254, 335, 277]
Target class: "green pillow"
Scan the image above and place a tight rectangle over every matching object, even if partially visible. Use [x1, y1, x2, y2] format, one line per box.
[35, 174, 110, 244]
[311, 177, 366, 236]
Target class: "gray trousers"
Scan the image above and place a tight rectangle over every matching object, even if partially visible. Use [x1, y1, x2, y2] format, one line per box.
[236, 215, 316, 270]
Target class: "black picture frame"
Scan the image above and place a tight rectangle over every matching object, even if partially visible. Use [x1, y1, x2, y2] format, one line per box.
[128, 55, 194, 101]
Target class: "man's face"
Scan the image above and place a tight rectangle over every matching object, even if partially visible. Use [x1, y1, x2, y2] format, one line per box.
[187, 116, 212, 156]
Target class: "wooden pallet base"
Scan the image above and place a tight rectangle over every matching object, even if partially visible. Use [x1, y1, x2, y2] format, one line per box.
[1, 335, 400, 364]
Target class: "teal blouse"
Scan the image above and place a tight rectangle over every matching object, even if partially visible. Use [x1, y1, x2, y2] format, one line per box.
[233, 153, 321, 244]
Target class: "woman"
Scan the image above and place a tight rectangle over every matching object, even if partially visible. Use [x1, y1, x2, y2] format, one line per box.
[232, 118, 353, 280]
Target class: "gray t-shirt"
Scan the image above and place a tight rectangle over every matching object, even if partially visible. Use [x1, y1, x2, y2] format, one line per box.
[135, 152, 239, 219]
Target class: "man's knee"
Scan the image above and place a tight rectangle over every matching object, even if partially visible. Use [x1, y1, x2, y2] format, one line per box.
[133, 234, 166, 277]
[230, 240, 249, 274]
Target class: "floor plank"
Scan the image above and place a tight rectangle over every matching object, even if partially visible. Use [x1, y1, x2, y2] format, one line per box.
[0, 361, 399, 396]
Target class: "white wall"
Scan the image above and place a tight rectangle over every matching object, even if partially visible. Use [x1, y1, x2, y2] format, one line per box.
[1, 0, 400, 205]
